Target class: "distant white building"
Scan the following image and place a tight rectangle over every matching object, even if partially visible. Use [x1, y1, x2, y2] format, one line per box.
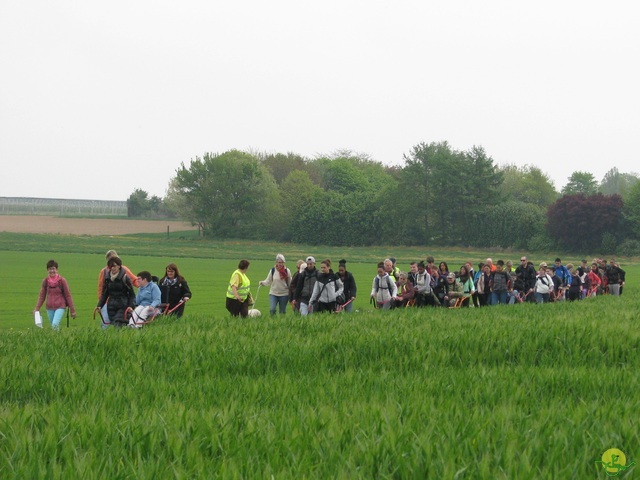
[0, 197, 127, 216]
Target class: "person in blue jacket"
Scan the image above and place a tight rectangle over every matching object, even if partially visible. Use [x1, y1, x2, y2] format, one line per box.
[130, 271, 161, 327]
[552, 257, 572, 294]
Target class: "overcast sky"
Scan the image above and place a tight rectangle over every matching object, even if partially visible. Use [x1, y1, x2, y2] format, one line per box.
[1, 1, 638, 201]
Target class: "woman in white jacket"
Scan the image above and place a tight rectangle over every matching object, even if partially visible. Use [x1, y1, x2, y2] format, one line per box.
[259, 254, 292, 315]
[370, 262, 398, 310]
[534, 262, 554, 304]
[309, 259, 343, 314]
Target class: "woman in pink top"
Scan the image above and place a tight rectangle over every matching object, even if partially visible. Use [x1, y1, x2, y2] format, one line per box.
[34, 259, 76, 330]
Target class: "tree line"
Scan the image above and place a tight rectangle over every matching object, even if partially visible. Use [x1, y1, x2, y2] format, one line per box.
[127, 142, 640, 255]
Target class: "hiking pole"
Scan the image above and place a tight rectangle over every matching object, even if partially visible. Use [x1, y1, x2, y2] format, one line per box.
[247, 285, 262, 317]
[66, 308, 70, 328]
[335, 297, 354, 313]
[252, 284, 261, 306]
[166, 299, 186, 315]
[93, 307, 109, 327]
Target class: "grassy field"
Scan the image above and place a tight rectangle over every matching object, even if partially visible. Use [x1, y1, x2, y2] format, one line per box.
[1, 231, 638, 478]
[1, 230, 627, 330]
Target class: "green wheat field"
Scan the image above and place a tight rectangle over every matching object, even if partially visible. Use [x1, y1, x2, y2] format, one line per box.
[0, 231, 638, 478]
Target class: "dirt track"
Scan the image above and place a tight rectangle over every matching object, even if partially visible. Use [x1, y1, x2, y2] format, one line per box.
[0, 216, 198, 235]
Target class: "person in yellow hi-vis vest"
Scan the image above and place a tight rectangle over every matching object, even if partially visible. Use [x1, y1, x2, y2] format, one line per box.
[226, 259, 252, 317]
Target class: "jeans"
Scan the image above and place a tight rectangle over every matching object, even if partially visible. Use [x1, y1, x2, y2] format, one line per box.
[508, 290, 519, 305]
[378, 301, 392, 310]
[490, 291, 508, 305]
[535, 292, 550, 304]
[101, 304, 111, 328]
[46, 308, 66, 330]
[269, 294, 288, 314]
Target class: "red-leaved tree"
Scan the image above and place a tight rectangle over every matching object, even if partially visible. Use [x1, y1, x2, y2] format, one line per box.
[546, 194, 624, 251]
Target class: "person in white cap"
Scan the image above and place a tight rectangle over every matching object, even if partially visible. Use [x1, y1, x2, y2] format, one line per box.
[259, 253, 292, 315]
[292, 256, 318, 316]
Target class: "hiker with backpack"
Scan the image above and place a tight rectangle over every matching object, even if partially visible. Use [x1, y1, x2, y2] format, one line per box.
[605, 258, 625, 296]
[394, 271, 415, 308]
[552, 258, 572, 298]
[489, 260, 512, 306]
[534, 262, 555, 304]
[308, 259, 343, 314]
[259, 253, 292, 315]
[337, 259, 357, 312]
[292, 256, 319, 316]
[566, 264, 583, 302]
[587, 262, 603, 296]
[97, 249, 139, 327]
[476, 264, 492, 306]
[371, 262, 397, 309]
[97, 256, 136, 327]
[34, 259, 76, 330]
[515, 256, 537, 303]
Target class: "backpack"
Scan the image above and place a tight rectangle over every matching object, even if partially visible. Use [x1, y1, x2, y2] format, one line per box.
[270, 267, 290, 282]
[42, 278, 67, 305]
[375, 275, 394, 293]
[103, 270, 133, 298]
[300, 269, 318, 299]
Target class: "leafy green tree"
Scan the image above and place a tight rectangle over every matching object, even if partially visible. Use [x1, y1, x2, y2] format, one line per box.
[284, 155, 398, 245]
[317, 155, 391, 195]
[561, 171, 598, 196]
[170, 150, 280, 238]
[499, 164, 558, 208]
[401, 142, 502, 245]
[457, 145, 504, 243]
[273, 154, 397, 245]
[622, 180, 640, 239]
[599, 167, 639, 196]
[164, 178, 190, 221]
[127, 189, 150, 217]
[279, 170, 323, 241]
[259, 152, 307, 185]
[402, 141, 462, 244]
[469, 201, 545, 249]
[127, 190, 173, 218]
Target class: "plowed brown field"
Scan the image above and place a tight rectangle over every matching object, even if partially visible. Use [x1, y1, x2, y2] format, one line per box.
[0, 216, 198, 235]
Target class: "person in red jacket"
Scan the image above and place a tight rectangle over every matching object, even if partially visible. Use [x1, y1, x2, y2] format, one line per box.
[34, 259, 76, 330]
[587, 263, 603, 296]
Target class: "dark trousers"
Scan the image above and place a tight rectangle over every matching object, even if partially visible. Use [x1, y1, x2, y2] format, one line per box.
[315, 301, 336, 313]
[226, 297, 249, 317]
[478, 292, 490, 307]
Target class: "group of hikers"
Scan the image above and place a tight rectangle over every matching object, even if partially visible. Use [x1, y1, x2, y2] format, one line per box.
[34, 249, 627, 326]
[226, 254, 627, 317]
[34, 250, 192, 329]
[371, 255, 626, 309]
[226, 255, 357, 318]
